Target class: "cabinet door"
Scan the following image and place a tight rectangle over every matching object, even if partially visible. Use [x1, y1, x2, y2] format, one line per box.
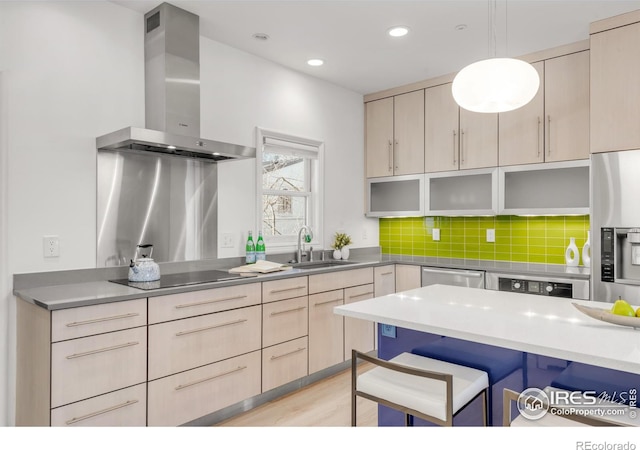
[545, 51, 590, 162]
[425, 83, 459, 173]
[262, 337, 308, 392]
[395, 264, 421, 292]
[394, 90, 425, 175]
[498, 61, 545, 166]
[591, 22, 640, 153]
[374, 265, 396, 296]
[343, 284, 375, 357]
[365, 97, 394, 177]
[308, 290, 344, 374]
[460, 109, 498, 169]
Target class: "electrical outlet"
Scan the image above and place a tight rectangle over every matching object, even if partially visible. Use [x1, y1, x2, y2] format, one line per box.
[432, 228, 440, 241]
[381, 324, 396, 338]
[221, 233, 235, 248]
[486, 229, 496, 243]
[43, 235, 59, 257]
[362, 229, 368, 240]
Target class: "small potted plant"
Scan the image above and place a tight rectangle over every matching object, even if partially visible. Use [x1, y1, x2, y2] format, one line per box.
[331, 232, 352, 260]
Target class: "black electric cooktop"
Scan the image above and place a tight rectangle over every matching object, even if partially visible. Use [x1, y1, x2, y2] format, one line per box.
[109, 269, 250, 291]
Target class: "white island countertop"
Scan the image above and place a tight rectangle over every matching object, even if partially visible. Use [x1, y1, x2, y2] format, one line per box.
[334, 284, 640, 375]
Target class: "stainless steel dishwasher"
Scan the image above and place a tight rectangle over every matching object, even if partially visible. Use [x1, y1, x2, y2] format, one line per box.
[421, 266, 485, 289]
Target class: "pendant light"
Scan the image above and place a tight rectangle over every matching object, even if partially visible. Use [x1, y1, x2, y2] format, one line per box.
[452, 0, 539, 113]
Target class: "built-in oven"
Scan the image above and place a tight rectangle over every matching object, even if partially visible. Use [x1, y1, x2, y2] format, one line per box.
[485, 272, 589, 300]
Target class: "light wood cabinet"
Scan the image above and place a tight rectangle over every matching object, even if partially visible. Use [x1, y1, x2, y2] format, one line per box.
[262, 276, 308, 303]
[591, 21, 640, 153]
[51, 383, 147, 427]
[308, 267, 373, 294]
[500, 52, 589, 165]
[366, 91, 425, 178]
[343, 284, 375, 357]
[425, 83, 497, 173]
[395, 264, 421, 292]
[374, 265, 396, 296]
[148, 304, 261, 380]
[147, 351, 261, 427]
[308, 289, 345, 374]
[262, 295, 308, 348]
[262, 337, 309, 392]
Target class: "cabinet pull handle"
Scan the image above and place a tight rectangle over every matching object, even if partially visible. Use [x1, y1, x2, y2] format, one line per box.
[380, 271, 393, 276]
[394, 139, 399, 171]
[175, 366, 247, 391]
[269, 285, 306, 294]
[348, 291, 374, 300]
[175, 295, 247, 309]
[452, 130, 457, 165]
[270, 347, 306, 360]
[537, 116, 542, 158]
[175, 318, 247, 337]
[314, 297, 343, 306]
[422, 267, 483, 277]
[65, 399, 139, 425]
[460, 129, 465, 166]
[270, 306, 307, 316]
[546, 115, 551, 157]
[66, 341, 139, 359]
[66, 312, 139, 327]
[388, 140, 393, 172]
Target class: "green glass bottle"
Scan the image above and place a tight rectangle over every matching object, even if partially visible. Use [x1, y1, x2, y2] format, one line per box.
[245, 231, 256, 264]
[256, 231, 266, 261]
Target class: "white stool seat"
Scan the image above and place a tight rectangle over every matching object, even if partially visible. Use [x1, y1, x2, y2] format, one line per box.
[357, 352, 489, 422]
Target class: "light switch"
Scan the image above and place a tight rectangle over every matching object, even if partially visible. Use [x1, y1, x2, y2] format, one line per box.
[486, 229, 495, 243]
[433, 228, 440, 241]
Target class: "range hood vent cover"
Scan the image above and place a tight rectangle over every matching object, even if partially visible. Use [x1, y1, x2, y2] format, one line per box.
[96, 2, 255, 161]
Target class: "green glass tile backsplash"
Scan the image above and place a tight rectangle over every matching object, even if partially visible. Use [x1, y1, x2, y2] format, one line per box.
[380, 215, 590, 265]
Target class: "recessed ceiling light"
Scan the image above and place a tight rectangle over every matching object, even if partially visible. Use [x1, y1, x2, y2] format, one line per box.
[252, 33, 269, 41]
[167, 145, 176, 150]
[307, 59, 324, 67]
[388, 26, 409, 37]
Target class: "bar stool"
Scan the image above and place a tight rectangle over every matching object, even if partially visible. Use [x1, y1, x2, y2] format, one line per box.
[352, 349, 489, 427]
[411, 336, 525, 425]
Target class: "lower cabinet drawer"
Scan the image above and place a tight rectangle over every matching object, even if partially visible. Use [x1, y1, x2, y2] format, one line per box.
[51, 327, 147, 408]
[50, 383, 146, 427]
[148, 305, 261, 380]
[262, 337, 308, 393]
[262, 296, 308, 347]
[147, 351, 262, 426]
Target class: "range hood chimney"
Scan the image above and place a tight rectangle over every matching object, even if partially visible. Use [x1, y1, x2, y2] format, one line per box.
[96, 2, 255, 161]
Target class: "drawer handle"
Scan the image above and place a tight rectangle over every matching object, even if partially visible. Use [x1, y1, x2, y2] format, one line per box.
[347, 291, 374, 300]
[313, 297, 342, 306]
[270, 306, 307, 316]
[65, 399, 139, 425]
[380, 271, 393, 276]
[175, 318, 247, 337]
[269, 285, 307, 294]
[421, 267, 483, 277]
[66, 312, 140, 328]
[270, 347, 306, 360]
[175, 366, 247, 391]
[174, 295, 247, 309]
[66, 341, 140, 359]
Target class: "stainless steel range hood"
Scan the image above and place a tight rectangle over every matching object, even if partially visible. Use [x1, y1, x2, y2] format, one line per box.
[96, 2, 254, 161]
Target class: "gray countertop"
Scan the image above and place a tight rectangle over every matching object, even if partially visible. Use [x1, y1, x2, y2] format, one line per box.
[13, 249, 590, 311]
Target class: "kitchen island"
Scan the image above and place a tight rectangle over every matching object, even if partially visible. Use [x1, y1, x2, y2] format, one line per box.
[334, 284, 640, 426]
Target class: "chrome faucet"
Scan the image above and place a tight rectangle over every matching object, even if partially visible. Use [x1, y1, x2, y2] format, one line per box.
[297, 225, 313, 263]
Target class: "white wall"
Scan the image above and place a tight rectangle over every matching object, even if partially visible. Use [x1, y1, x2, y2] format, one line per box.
[0, 1, 377, 426]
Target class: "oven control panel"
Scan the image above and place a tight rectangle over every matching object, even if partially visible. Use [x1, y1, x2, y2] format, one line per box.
[498, 277, 573, 298]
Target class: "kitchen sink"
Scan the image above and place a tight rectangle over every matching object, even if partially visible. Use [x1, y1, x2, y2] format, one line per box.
[291, 260, 359, 270]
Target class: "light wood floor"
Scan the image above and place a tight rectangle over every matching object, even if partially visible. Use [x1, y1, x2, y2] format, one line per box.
[215, 363, 378, 427]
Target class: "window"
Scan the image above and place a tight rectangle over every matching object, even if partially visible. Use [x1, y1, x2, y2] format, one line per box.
[256, 128, 324, 250]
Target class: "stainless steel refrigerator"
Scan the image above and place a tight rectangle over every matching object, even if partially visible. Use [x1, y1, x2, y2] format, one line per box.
[592, 149, 640, 303]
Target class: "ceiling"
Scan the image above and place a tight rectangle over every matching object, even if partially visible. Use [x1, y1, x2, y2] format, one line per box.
[111, 0, 640, 95]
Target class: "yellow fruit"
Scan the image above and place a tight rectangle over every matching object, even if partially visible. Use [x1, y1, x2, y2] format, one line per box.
[611, 299, 635, 317]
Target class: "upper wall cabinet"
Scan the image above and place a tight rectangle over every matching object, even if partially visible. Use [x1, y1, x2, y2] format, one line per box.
[591, 18, 640, 153]
[499, 51, 590, 166]
[365, 90, 425, 178]
[424, 83, 498, 173]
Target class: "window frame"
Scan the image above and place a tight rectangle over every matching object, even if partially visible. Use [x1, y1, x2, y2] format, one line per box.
[256, 127, 324, 252]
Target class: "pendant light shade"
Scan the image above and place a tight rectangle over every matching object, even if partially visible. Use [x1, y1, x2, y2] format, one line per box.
[452, 57, 540, 113]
